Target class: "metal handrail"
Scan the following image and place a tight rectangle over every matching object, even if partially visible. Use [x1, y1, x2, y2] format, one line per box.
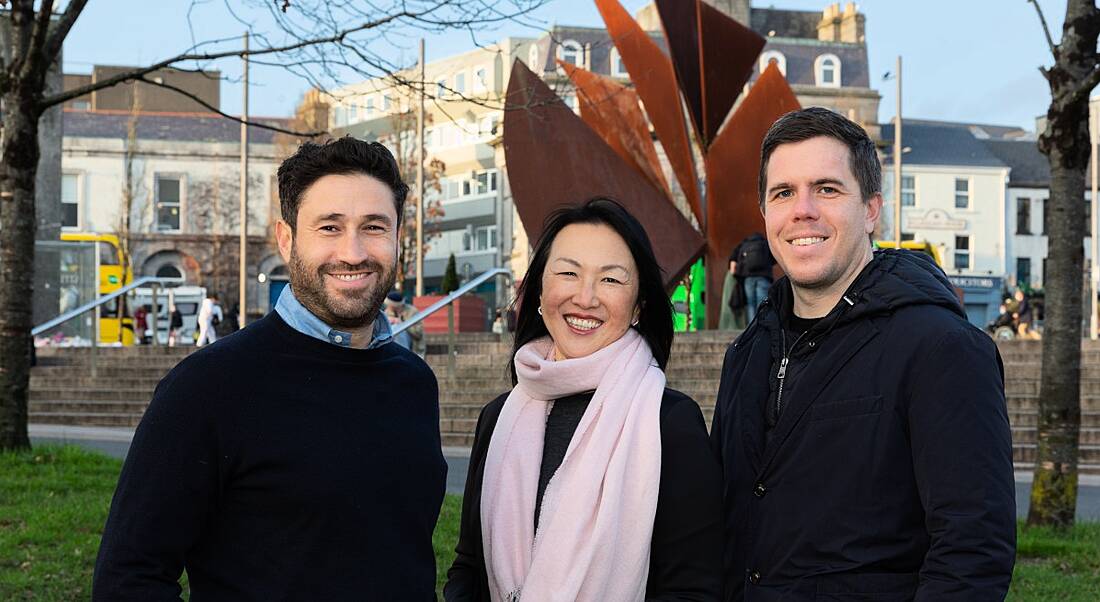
[32, 276, 184, 336]
[391, 267, 512, 336]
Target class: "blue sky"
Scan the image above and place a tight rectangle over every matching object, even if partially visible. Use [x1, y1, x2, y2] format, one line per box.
[63, 1, 1068, 130]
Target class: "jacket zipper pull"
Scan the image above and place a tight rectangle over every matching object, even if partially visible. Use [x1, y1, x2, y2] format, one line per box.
[777, 356, 789, 379]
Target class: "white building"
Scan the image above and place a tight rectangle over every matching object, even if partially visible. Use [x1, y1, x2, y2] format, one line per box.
[61, 109, 291, 317]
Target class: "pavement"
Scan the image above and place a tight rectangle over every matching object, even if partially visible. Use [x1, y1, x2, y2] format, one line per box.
[30, 424, 1100, 521]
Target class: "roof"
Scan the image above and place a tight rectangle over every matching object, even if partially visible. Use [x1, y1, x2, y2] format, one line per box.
[62, 110, 294, 144]
[880, 121, 1008, 168]
[982, 139, 1050, 187]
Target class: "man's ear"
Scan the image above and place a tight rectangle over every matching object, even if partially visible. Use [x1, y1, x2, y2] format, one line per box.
[865, 193, 884, 233]
[275, 219, 293, 264]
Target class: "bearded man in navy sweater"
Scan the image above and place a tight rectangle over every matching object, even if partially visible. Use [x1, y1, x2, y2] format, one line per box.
[93, 138, 447, 600]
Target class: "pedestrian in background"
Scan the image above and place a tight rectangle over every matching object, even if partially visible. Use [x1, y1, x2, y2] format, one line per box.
[729, 231, 776, 323]
[196, 292, 222, 347]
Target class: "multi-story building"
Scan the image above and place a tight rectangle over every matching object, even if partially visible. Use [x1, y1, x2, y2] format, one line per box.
[329, 0, 879, 321]
[61, 76, 296, 319]
[881, 118, 1096, 327]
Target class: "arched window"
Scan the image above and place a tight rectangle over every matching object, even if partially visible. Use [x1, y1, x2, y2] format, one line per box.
[556, 39, 583, 71]
[528, 44, 541, 72]
[815, 54, 842, 88]
[758, 50, 786, 76]
[610, 47, 629, 78]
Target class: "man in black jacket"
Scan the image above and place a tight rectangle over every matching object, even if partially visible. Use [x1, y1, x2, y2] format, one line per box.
[711, 108, 1016, 600]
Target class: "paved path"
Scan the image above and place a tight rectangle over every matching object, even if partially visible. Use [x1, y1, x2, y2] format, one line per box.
[30, 424, 1100, 520]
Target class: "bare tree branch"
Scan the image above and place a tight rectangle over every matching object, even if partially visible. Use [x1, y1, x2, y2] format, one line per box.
[39, 8, 420, 109]
[1071, 64, 1100, 106]
[1028, 0, 1058, 58]
[19, 0, 55, 83]
[42, 0, 90, 67]
[135, 75, 327, 137]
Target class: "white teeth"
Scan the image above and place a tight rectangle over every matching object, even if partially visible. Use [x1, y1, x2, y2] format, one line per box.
[565, 316, 602, 331]
[792, 237, 826, 246]
[331, 273, 368, 281]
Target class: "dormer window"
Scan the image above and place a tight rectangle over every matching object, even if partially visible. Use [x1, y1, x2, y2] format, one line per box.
[815, 54, 841, 88]
[557, 40, 583, 71]
[758, 50, 786, 76]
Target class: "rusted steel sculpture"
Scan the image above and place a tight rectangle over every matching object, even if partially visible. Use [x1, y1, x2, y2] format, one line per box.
[504, 0, 802, 327]
[502, 61, 705, 286]
[560, 61, 671, 198]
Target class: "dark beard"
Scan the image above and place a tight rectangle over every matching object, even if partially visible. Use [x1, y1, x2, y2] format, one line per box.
[288, 246, 396, 331]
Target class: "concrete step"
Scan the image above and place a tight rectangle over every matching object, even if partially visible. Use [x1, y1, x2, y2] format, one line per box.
[30, 389, 152, 402]
[1012, 426, 1100, 445]
[1005, 379, 1100, 396]
[1008, 411, 1100, 427]
[30, 376, 163, 389]
[1014, 443, 1100, 464]
[1011, 462, 1100, 476]
[32, 365, 175, 379]
[28, 411, 143, 427]
[442, 432, 476, 447]
[29, 400, 150, 414]
[1007, 395, 1100, 411]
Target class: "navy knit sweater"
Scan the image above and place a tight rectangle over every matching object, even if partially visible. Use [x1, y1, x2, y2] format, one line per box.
[93, 311, 447, 601]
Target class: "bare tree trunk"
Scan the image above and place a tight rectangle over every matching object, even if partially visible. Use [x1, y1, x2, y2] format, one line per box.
[0, 96, 42, 450]
[1027, 0, 1100, 528]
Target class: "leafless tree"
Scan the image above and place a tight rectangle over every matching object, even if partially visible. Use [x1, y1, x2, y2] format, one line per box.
[1026, 0, 1100, 528]
[0, 0, 547, 450]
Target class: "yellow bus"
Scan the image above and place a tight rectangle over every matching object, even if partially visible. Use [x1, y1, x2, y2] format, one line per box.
[60, 232, 135, 345]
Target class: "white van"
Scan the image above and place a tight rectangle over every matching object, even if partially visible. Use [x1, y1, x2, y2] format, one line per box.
[130, 285, 206, 345]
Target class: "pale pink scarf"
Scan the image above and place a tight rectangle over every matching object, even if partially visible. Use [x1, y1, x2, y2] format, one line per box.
[480, 328, 664, 602]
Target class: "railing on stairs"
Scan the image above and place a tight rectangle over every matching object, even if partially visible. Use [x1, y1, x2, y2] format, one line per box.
[33, 276, 185, 376]
[392, 267, 512, 378]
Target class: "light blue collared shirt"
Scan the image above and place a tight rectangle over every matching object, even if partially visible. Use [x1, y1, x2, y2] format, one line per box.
[274, 284, 392, 349]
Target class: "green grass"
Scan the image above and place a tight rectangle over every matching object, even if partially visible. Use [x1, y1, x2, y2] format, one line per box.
[1, 445, 1097, 601]
[1010, 521, 1100, 601]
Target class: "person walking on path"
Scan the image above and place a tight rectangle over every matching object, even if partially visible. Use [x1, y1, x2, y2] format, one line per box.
[711, 108, 1016, 600]
[195, 292, 222, 347]
[94, 138, 446, 600]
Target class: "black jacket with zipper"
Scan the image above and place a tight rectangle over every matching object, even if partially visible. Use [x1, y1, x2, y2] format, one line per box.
[711, 249, 1016, 601]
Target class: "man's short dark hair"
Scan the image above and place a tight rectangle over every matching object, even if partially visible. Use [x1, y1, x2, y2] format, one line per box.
[758, 107, 881, 208]
[277, 137, 409, 231]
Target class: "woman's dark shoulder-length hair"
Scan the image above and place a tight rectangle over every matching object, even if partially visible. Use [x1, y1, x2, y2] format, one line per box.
[509, 197, 674, 384]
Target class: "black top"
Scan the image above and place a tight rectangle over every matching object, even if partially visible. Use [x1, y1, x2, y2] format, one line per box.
[93, 312, 447, 601]
[712, 250, 1016, 600]
[534, 391, 593, 530]
[445, 388, 724, 602]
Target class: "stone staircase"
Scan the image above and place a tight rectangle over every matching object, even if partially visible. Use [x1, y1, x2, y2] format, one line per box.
[28, 333, 1100, 474]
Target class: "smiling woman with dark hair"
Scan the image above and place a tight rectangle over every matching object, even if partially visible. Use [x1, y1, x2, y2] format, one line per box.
[445, 198, 722, 602]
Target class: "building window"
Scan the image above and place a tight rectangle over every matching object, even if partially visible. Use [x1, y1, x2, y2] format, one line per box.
[954, 178, 970, 209]
[557, 39, 583, 70]
[528, 45, 541, 71]
[366, 96, 376, 115]
[901, 174, 915, 206]
[901, 232, 915, 242]
[610, 47, 629, 78]
[155, 176, 181, 232]
[333, 106, 346, 127]
[1017, 257, 1031, 288]
[347, 103, 358, 123]
[440, 169, 499, 202]
[463, 225, 497, 252]
[758, 50, 786, 76]
[474, 67, 488, 92]
[382, 95, 393, 111]
[436, 78, 447, 99]
[71, 100, 90, 111]
[61, 173, 79, 229]
[454, 72, 466, 95]
[814, 54, 841, 88]
[954, 235, 970, 270]
[1017, 197, 1031, 234]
